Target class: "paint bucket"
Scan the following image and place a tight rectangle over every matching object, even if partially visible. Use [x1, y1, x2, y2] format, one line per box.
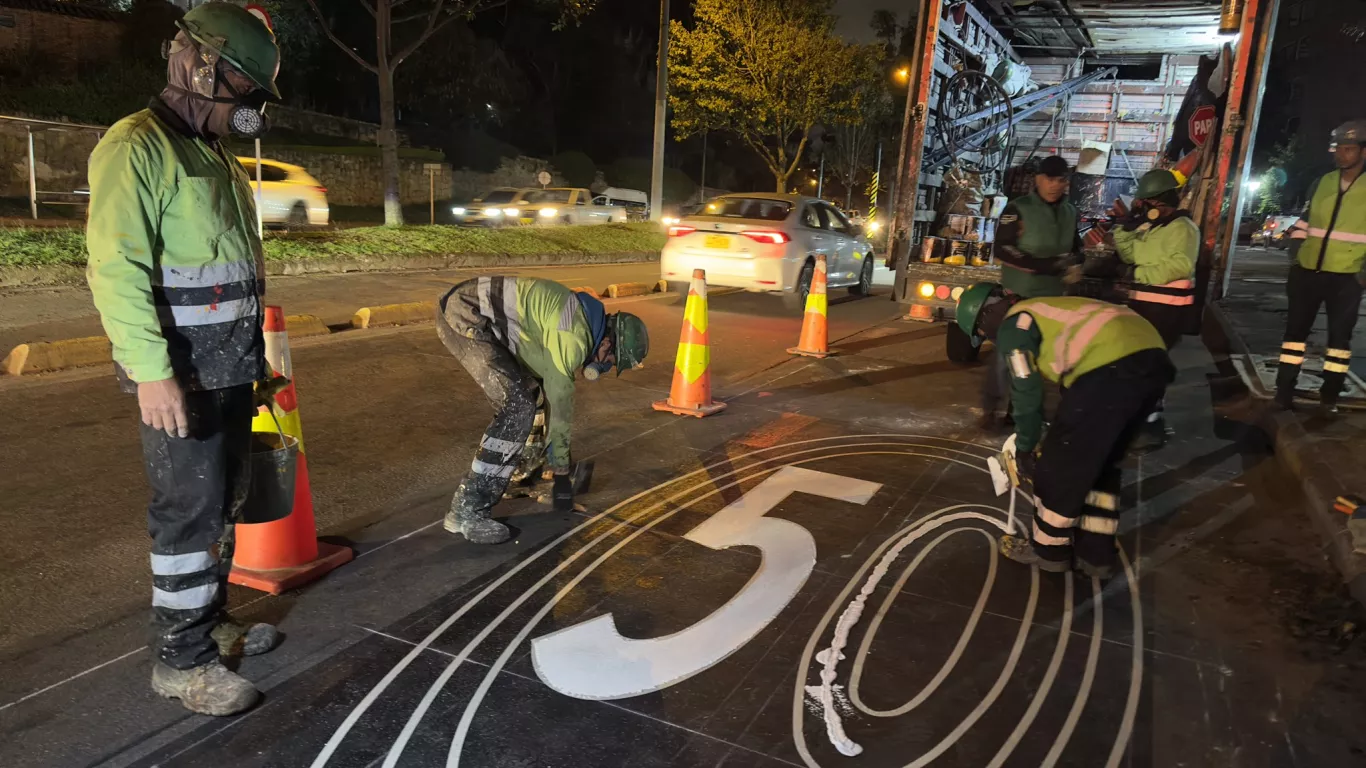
[944, 239, 969, 266]
[946, 214, 983, 241]
[982, 217, 997, 243]
[971, 241, 993, 267]
[243, 410, 299, 525]
[919, 236, 944, 263]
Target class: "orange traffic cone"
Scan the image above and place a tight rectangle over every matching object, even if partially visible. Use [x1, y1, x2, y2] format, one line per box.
[788, 254, 836, 358]
[230, 306, 353, 594]
[653, 269, 727, 417]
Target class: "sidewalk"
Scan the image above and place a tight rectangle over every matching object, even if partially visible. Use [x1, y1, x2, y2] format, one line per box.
[1215, 245, 1366, 605]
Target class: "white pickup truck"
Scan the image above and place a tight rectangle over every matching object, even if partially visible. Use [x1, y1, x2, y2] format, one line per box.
[525, 188, 632, 226]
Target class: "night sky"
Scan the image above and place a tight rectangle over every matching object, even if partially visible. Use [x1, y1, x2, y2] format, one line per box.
[832, 0, 892, 43]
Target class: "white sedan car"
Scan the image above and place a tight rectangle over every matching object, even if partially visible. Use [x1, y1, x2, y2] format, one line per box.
[235, 158, 330, 227]
[660, 193, 876, 309]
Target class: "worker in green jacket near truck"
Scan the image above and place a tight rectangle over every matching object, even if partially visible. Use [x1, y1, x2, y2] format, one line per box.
[956, 285, 1174, 578]
[436, 277, 649, 544]
[1276, 120, 1366, 412]
[980, 155, 1083, 429]
[1108, 168, 1198, 448]
[85, 3, 282, 717]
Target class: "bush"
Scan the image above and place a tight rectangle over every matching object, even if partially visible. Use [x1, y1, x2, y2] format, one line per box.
[0, 61, 165, 126]
[551, 150, 597, 187]
[605, 157, 696, 202]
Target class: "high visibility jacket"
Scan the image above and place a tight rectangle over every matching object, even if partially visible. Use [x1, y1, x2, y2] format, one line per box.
[997, 297, 1166, 451]
[1112, 215, 1198, 306]
[460, 276, 598, 468]
[1290, 170, 1366, 274]
[994, 192, 1080, 298]
[86, 99, 266, 390]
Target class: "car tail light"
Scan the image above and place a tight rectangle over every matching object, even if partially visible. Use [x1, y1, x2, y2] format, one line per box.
[668, 225, 697, 237]
[314, 186, 327, 194]
[740, 230, 791, 245]
[935, 284, 951, 300]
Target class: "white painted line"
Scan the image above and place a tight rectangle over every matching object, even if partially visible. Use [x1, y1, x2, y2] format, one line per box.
[1041, 575, 1104, 768]
[848, 526, 999, 718]
[1105, 548, 1145, 768]
[315, 434, 991, 768]
[437, 446, 992, 767]
[0, 645, 146, 713]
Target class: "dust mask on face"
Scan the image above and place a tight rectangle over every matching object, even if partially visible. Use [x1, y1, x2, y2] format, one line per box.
[162, 33, 270, 140]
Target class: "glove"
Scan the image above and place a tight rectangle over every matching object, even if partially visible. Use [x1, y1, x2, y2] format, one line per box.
[551, 473, 574, 513]
[1062, 263, 1085, 286]
[254, 375, 292, 410]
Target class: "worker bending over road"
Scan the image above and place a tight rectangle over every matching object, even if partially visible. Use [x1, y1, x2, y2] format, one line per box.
[956, 285, 1174, 579]
[436, 277, 649, 544]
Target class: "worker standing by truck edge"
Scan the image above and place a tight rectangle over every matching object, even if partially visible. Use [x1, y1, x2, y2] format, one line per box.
[955, 285, 1174, 579]
[1109, 168, 1198, 448]
[980, 155, 1084, 428]
[436, 277, 649, 543]
[1276, 120, 1366, 413]
[85, 3, 283, 717]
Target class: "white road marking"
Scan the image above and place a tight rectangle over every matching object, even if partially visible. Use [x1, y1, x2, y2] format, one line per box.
[1041, 575, 1104, 767]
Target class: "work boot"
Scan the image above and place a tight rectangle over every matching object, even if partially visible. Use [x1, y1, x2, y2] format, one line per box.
[999, 535, 1070, 573]
[1075, 559, 1115, 580]
[1319, 390, 1341, 416]
[1273, 388, 1297, 412]
[212, 619, 280, 658]
[444, 509, 511, 544]
[151, 660, 260, 716]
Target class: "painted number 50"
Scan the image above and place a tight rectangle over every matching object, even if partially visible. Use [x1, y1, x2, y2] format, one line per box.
[531, 466, 881, 700]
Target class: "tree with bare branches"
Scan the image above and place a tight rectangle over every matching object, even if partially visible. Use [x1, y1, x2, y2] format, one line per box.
[304, 0, 595, 225]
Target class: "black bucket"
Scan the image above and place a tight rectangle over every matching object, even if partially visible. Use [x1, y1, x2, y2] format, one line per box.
[242, 411, 299, 525]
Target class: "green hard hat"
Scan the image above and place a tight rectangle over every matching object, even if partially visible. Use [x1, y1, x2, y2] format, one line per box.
[955, 282, 999, 346]
[179, 2, 281, 99]
[1332, 120, 1366, 146]
[613, 312, 649, 374]
[1135, 169, 1181, 200]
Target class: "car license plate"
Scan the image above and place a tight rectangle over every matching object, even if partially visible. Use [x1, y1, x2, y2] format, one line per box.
[704, 234, 731, 250]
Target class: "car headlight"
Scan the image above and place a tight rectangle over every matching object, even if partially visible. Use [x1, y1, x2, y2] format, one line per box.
[484, 208, 502, 217]
[452, 207, 466, 215]
[539, 207, 558, 218]
[661, 216, 680, 226]
[503, 208, 520, 217]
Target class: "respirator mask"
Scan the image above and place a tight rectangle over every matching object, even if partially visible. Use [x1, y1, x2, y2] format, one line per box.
[582, 361, 612, 381]
[164, 35, 271, 140]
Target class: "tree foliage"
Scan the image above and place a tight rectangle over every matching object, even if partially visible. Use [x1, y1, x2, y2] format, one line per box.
[668, 0, 882, 192]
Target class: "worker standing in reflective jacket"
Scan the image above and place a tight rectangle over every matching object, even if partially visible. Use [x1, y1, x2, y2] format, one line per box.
[85, 3, 284, 717]
[1276, 120, 1366, 413]
[955, 284, 1174, 579]
[1109, 168, 1198, 448]
[981, 155, 1083, 428]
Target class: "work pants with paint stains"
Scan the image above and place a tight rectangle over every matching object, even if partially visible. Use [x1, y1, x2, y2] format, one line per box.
[1276, 266, 1362, 402]
[437, 285, 542, 517]
[1029, 349, 1172, 569]
[139, 384, 253, 669]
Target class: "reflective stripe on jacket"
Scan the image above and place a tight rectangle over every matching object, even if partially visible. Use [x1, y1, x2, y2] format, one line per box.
[85, 99, 265, 390]
[1112, 216, 1198, 306]
[1293, 170, 1366, 274]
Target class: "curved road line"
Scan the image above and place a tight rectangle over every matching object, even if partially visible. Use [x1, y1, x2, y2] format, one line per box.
[1041, 575, 1104, 768]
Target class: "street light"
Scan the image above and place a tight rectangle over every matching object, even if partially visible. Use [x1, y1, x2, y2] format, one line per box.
[895, 67, 909, 81]
[1245, 179, 1262, 193]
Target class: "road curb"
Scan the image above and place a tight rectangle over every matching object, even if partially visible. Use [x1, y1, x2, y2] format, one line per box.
[2, 336, 111, 376]
[286, 314, 331, 338]
[352, 301, 437, 329]
[267, 251, 659, 278]
[1209, 302, 1366, 608]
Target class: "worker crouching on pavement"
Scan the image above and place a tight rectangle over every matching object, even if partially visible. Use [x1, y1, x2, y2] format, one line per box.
[436, 277, 648, 544]
[956, 284, 1174, 579]
[981, 155, 1083, 428]
[1108, 169, 1198, 448]
[1275, 120, 1366, 413]
[85, 3, 283, 716]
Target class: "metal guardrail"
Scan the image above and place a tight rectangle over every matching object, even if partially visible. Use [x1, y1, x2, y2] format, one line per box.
[1, 114, 107, 219]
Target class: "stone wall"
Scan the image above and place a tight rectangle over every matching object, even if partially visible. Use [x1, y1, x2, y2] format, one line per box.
[0, 2, 126, 77]
[262, 149, 450, 207]
[0, 117, 102, 198]
[269, 106, 411, 147]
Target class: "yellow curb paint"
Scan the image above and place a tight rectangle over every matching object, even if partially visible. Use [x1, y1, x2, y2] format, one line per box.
[606, 282, 653, 299]
[351, 301, 437, 329]
[2, 336, 112, 376]
[285, 314, 331, 339]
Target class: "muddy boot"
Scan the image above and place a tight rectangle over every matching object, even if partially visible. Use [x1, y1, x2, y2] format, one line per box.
[1075, 559, 1115, 580]
[444, 509, 511, 544]
[999, 535, 1070, 573]
[1274, 387, 1297, 412]
[1127, 417, 1167, 455]
[151, 660, 260, 716]
[212, 619, 280, 658]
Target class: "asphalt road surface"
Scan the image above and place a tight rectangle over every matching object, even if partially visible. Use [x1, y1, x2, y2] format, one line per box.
[2, 279, 1365, 768]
